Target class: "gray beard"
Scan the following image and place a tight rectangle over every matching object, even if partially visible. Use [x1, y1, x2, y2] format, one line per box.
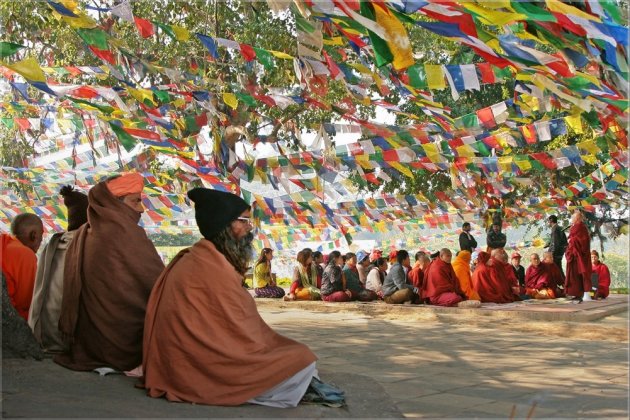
[210, 228, 255, 275]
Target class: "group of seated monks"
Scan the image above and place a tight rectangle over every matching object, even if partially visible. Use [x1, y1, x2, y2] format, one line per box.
[2, 173, 326, 408]
[253, 246, 571, 307]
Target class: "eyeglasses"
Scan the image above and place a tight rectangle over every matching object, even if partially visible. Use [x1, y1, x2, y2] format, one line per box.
[236, 216, 252, 224]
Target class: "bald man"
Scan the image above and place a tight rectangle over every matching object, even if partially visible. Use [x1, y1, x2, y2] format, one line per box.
[1, 213, 44, 320]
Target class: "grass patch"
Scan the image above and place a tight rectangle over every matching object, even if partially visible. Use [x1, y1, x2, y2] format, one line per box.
[610, 288, 628, 294]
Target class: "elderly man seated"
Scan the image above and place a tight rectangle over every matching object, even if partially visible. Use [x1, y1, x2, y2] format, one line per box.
[424, 248, 467, 307]
[142, 188, 322, 407]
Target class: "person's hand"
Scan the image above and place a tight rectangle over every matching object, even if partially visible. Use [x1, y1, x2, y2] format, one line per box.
[345, 289, 352, 298]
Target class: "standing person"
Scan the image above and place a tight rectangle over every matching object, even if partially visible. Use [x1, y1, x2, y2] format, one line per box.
[321, 251, 352, 302]
[29, 186, 88, 353]
[55, 173, 165, 372]
[510, 252, 525, 288]
[591, 250, 611, 300]
[253, 248, 285, 299]
[546, 215, 567, 276]
[452, 250, 480, 301]
[459, 222, 477, 252]
[366, 257, 388, 299]
[285, 249, 320, 301]
[1, 213, 44, 320]
[564, 210, 593, 302]
[424, 249, 466, 307]
[382, 250, 419, 304]
[143, 188, 322, 407]
[486, 223, 506, 252]
[342, 252, 377, 301]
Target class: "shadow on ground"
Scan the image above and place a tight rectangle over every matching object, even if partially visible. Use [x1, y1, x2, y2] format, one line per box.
[1, 358, 402, 418]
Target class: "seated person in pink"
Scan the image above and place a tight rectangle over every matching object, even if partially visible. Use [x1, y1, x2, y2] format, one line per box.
[321, 251, 352, 302]
[424, 248, 466, 307]
[591, 250, 611, 299]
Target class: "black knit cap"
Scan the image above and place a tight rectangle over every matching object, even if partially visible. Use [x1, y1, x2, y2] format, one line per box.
[187, 187, 250, 240]
[60, 185, 88, 231]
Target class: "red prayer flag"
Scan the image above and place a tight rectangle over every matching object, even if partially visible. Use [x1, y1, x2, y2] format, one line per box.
[477, 107, 495, 129]
[134, 16, 155, 38]
[239, 44, 256, 62]
[88, 46, 116, 65]
[477, 63, 496, 84]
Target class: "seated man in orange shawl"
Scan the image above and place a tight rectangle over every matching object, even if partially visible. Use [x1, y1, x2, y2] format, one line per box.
[424, 248, 466, 307]
[452, 250, 480, 301]
[55, 173, 165, 372]
[564, 210, 593, 302]
[1, 213, 44, 320]
[142, 188, 321, 407]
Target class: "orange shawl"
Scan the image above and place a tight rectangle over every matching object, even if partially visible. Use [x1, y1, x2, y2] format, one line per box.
[452, 251, 480, 300]
[143, 239, 317, 406]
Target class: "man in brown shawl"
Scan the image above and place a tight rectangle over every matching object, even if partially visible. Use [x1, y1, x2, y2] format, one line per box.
[55, 173, 164, 371]
[142, 188, 318, 407]
[29, 185, 89, 353]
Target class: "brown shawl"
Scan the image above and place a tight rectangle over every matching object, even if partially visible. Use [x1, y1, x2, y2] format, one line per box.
[143, 239, 317, 406]
[55, 181, 164, 371]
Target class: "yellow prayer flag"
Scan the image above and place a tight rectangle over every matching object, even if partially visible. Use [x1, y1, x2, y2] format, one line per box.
[425, 64, 446, 90]
[514, 157, 532, 171]
[127, 87, 156, 106]
[323, 37, 344, 46]
[222, 92, 239, 109]
[270, 50, 293, 60]
[4, 57, 46, 82]
[373, 5, 414, 70]
[564, 115, 583, 134]
[461, 3, 526, 26]
[498, 156, 513, 172]
[576, 140, 600, 155]
[546, 0, 601, 22]
[172, 25, 190, 41]
[389, 162, 414, 178]
[455, 145, 476, 158]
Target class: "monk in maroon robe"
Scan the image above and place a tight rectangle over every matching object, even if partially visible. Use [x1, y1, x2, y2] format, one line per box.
[542, 252, 565, 297]
[472, 251, 516, 303]
[564, 211, 592, 301]
[525, 253, 548, 290]
[591, 250, 611, 299]
[424, 248, 465, 307]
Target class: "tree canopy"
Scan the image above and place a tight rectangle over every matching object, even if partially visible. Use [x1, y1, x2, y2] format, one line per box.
[1, 0, 628, 250]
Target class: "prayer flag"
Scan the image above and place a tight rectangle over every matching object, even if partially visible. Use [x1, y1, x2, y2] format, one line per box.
[4, 57, 46, 82]
[196, 33, 219, 59]
[425, 64, 445, 90]
[134, 17, 155, 38]
[0, 42, 25, 59]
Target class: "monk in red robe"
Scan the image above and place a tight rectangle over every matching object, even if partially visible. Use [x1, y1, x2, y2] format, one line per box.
[424, 248, 465, 307]
[564, 210, 592, 301]
[1, 213, 44, 320]
[591, 250, 611, 299]
[542, 252, 565, 297]
[143, 188, 320, 407]
[525, 253, 548, 291]
[472, 251, 517, 303]
[55, 173, 164, 372]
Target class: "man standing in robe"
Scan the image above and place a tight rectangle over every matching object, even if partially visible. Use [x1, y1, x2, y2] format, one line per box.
[1, 213, 44, 320]
[452, 250, 480, 301]
[424, 248, 466, 307]
[29, 185, 88, 353]
[459, 222, 477, 252]
[55, 173, 164, 372]
[564, 210, 592, 302]
[143, 188, 320, 407]
[546, 215, 567, 276]
[591, 250, 611, 299]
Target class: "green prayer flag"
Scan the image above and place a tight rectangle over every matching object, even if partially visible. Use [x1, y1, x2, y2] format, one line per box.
[407, 64, 428, 89]
[76, 28, 109, 50]
[68, 97, 114, 114]
[253, 47, 274, 70]
[153, 89, 171, 104]
[109, 122, 136, 152]
[235, 92, 257, 107]
[0, 42, 25, 59]
[360, 1, 392, 68]
[1, 117, 14, 129]
[153, 21, 176, 39]
[601, 0, 622, 25]
[461, 114, 479, 128]
[294, 13, 315, 33]
[510, 1, 556, 22]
